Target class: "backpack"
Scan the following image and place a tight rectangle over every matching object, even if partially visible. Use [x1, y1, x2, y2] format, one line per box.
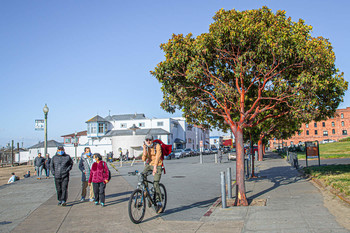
[153, 139, 172, 174]
[103, 161, 111, 181]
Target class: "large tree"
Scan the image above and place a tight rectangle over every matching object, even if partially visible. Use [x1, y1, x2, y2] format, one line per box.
[151, 7, 348, 206]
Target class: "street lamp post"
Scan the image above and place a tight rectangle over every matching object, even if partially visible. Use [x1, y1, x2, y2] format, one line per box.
[43, 104, 49, 156]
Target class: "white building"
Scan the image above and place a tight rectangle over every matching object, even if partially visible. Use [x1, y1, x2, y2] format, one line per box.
[58, 113, 209, 159]
[210, 136, 223, 149]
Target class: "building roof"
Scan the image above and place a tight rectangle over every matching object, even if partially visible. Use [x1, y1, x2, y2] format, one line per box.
[85, 115, 108, 123]
[105, 128, 170, 137]
[61, 130, 87, 138]
[104, 113, 146, 121]
[28, 140, 64, 149]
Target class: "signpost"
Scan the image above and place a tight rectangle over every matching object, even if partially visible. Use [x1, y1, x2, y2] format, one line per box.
[305, 141, 320, 167]
[35, 120, 44, 131]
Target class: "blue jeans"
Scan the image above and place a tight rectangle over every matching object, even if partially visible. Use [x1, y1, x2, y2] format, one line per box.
[36, 165, 43, 178]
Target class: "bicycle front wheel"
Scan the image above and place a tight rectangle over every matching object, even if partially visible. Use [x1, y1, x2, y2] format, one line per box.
[128, 189, 146, 224]
[159, 183, 167, 213]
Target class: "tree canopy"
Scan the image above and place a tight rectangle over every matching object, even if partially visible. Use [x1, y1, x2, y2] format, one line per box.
[151, 6, 348, 205]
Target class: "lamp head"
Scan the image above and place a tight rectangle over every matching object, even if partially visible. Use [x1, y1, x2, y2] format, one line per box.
[43, 104, 49, 114]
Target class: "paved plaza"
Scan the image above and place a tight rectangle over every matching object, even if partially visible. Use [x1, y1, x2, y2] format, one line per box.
[0, 153, 349, 233]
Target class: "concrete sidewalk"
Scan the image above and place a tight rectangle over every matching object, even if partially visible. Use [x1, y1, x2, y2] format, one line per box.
[8, 153, 350, 233]
[204, 153, 349, 232]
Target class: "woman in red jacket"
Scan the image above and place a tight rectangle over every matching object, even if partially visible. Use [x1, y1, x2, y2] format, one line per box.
[88, 153, 109, 207]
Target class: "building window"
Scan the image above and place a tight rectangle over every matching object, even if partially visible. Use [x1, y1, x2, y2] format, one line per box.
[139, 122, 145, 127]
[188, 138, 192, 143]
[98, 123, 104, 133]
[306, 130, 309, 135]
[87, 124, 91, 134]
[298, 131, 301, 136]
[157, 121, 164, 126]
[323, 131, 328, 136]
[331, 116, 334, 119]
[341, 121, 345, 127]
[214, 139, 217, 143]
[343, 130, 347, 135]
[315, 130, 318, 135]
[332, 129, 335, 134]
[332, 122, 335, 127]
[322, 122, 325, 127]
[65, 138, 71, 143]
[341, 113, 344, 119]
[91, 125, 96, 133]
[187, 125, 192, 131]
[314, 122, 317, 127]
[305, 124, 308, 128]
[120, 123, 127, 128]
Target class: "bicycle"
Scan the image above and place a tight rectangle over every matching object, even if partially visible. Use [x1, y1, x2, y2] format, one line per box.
[128, 170, 167, 224]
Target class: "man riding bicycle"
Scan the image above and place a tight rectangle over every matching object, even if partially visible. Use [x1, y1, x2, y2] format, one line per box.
[142, 134, 163, 213]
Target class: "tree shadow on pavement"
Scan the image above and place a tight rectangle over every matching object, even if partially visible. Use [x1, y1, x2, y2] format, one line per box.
[247, 155, 304, 201]
[141, 197, 218, 223]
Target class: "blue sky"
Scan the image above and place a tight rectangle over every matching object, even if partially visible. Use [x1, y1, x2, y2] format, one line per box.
[0, 0, 349, 147]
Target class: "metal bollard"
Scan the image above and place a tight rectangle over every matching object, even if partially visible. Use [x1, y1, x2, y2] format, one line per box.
[215, 153, 218, 164]
[221, 171, 226, 208]
[200, 152, 203, 164]
[120, 158, 123, 167]
[255, 151, 258, 161]
[131, 158, 136, 167]
[227, 167, 232, 199]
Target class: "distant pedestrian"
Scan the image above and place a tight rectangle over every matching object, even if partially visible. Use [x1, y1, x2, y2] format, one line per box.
[34, 153, 45, 180]
[51, 146, 73, 206]
[8, 173, 19, 183]
[44, 153, 51, 179]
[88, 153, 109, 207]
[79, 147, 94, 202]
[218, 148, 223, 163]
[126, 149, 129, 161]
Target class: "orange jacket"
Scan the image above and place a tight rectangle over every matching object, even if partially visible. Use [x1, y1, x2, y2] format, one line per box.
[142, 143, 162, 167]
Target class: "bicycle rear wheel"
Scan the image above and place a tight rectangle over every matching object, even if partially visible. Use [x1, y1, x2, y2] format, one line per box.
[128, 189, 146, 224]
[159, 183, 167, 213]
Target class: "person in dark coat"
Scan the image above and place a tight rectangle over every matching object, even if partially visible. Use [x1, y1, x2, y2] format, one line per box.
[51, 146, 73, 206]
[34, 153, 45, 180]
[44, 153, 51, 179]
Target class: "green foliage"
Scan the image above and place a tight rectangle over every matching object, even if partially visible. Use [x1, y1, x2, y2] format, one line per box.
[339, 137, 350, 142]
[151, 6, 348, 134]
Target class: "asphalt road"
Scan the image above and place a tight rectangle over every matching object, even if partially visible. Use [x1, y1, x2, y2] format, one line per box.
[298, 158, 350, 167]
[117, 154, 236, 221]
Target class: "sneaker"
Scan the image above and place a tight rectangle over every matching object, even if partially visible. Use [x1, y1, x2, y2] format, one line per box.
[57, 201, 62, 206]
[80, 197, 85, 202]
[156, 203, 163, 213]
[61, 201, 66, 206]
[89, 198, 95, 202]
[101, 203, 105, 207]
[94, 201, 99, 205]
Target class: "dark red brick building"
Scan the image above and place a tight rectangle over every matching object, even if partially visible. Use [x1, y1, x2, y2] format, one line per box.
[270, 107, 350, 149]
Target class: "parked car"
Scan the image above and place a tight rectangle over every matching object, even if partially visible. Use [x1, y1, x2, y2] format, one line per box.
[321, 139, 336, 144]
[193, 149, 200, 156]
[184, 148, 194, 157]
[174, 149, 185, 159]
[211, 148, 218, 153]
[164, 152, 175, 160]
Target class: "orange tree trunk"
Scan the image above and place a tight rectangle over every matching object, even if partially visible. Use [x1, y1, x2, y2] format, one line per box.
[234, 126, 248, 206]
[258, 139, 263, 161]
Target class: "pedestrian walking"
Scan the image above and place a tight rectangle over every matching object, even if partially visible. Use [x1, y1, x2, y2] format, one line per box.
[51, 146, 73, 206]
[34, 153, 45, 180]
[44, 153, 51, 179]
[79, 147, 94, 202]
[88, 153, 109, 207]
[126, 149, 129, 161]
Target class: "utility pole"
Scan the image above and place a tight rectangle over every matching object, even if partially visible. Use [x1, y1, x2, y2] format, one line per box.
[11, 140, 14, 166]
